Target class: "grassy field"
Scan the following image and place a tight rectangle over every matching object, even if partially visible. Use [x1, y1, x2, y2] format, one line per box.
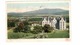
[8, 29, 69, 39]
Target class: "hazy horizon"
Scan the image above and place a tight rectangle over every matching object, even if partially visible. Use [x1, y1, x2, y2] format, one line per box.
[7, 1, 69, 13]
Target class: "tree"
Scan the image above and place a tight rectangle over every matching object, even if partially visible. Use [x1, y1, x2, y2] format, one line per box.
[8, 18, 20, 27]
[23, 20, 31, 33]
[23, 20, 29, 25]
[13, 27, 20, 32]
[32, 25, 43, 34]
[13, 22, 24, 32]
[43, 24, 53, 33]
[8, 20, 15, 27]
[24, 25, 30, 33]
[65, 16, 69, 23]
[13, 20, 31, 33]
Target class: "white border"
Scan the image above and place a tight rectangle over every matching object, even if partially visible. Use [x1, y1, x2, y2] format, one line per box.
[1, 0, 80, 45]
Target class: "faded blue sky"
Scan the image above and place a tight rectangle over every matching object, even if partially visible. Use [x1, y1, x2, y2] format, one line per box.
[7, 2, 69, 12]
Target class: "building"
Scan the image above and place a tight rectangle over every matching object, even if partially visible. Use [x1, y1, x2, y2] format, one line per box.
[42, 17, 50, 26]
[42, 17, 66, 30]
[51, 17, 57, 29]
[59, 17, 66, 30]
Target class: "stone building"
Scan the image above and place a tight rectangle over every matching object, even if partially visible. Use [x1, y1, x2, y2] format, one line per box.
[59, 17, 66, 30]
[42, 17, 66, 30]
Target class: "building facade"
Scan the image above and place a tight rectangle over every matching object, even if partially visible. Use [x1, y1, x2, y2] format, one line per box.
[42, 17, 66, 30]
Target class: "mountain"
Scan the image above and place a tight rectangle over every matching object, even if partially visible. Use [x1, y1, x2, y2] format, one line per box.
[8, 9, 69, 16]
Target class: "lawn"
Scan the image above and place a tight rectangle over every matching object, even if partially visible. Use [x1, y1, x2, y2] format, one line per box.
[47, 30, 69, 38]
[8, 30, 69, 39]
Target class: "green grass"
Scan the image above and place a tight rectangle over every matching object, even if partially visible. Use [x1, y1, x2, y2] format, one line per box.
[47, 30, 69, 38]
[8, 29, 38, 39]
[8, 30, 69, 39]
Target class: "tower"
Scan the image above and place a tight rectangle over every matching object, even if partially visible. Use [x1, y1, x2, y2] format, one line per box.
[42, 17, 51, 26]
[42, 17, 47, 26]
[51, 17, 57, 29]
[47, 17, 51, 26]
[59, 17, 66, 30]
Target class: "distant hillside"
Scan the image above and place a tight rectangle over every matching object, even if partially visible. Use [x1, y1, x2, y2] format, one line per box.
[8, 9, 69, 16]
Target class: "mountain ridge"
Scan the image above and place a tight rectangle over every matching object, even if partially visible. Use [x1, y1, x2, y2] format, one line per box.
[8, 9, 69, 16]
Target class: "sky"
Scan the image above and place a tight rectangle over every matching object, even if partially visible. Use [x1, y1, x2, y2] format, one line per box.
[7, 1, 69, 13]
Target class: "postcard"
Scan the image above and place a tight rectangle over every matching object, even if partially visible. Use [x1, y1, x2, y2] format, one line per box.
[7, 0, 70, 42]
